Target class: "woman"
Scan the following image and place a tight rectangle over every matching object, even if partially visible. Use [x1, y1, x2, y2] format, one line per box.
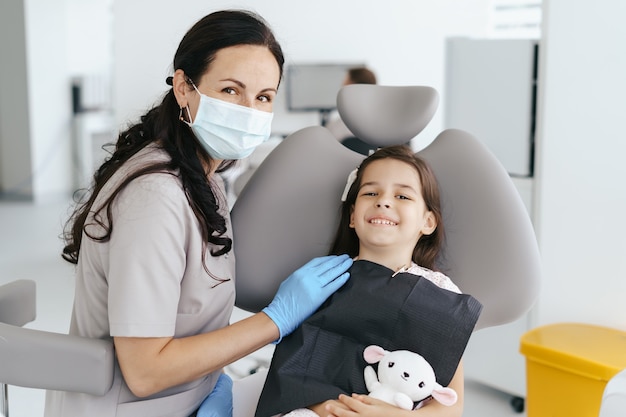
[44, 10, 352, 417]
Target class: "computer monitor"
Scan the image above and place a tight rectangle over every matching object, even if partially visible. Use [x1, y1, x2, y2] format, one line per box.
[285, 63, 363, 112]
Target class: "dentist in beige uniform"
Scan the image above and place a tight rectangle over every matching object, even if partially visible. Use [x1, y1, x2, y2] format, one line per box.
[45, 10, 352, 417]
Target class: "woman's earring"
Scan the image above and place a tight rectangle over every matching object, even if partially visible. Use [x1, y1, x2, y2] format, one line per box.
[179, 106, 192, 125]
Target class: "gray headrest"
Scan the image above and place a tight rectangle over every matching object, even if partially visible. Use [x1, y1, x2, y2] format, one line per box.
[337, 84, 439, 146]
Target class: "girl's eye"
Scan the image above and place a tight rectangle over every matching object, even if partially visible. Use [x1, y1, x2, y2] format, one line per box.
[362, 192, 377, 197]
[258, 95, 271, 103]
[223, 87, 237, 95]
[396, 195, 410, 200]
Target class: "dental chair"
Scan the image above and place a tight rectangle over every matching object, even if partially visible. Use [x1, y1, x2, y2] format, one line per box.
[229, 84, 541, 415]
[0, 84, 541, 417]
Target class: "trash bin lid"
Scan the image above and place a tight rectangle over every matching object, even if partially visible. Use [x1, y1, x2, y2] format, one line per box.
[520, 323, 626, 382]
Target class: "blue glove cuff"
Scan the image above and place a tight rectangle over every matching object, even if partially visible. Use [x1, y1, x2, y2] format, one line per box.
[262, 306, 283, 344]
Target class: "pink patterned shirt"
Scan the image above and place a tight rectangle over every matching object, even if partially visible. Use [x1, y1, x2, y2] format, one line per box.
[393, 263, 461, 294]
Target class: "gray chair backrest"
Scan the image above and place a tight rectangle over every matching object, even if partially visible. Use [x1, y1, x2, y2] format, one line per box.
[233, 84, 541, 330]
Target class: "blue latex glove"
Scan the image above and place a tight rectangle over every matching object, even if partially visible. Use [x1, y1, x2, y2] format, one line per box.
[197, 373, 233, 417]
[262, 254, 353, 343]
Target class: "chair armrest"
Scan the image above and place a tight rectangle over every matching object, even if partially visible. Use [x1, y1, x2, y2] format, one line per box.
[0, 323, 115, 396]
[0, 279, 36, 326]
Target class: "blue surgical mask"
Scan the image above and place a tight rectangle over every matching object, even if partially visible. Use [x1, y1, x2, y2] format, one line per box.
[183, 85, 273, 160]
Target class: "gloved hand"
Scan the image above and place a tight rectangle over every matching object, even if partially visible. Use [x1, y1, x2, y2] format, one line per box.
[197, 373, 233, 417]
[262, 254, 353, 343]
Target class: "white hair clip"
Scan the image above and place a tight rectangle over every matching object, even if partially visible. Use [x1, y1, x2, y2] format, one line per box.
[341, 169, 358, 202]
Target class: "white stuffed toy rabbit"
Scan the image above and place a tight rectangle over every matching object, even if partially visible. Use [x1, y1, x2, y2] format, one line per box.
[363, 345, 458, 410]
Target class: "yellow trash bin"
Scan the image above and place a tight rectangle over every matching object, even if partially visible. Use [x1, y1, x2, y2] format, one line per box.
[520, 323, 626, 417]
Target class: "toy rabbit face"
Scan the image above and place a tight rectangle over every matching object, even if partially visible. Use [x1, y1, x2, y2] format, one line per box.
[376, 350, 437, 401]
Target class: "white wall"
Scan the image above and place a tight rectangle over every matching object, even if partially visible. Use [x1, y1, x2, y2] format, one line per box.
[0, 0, 112, 201]
[0, 0, 73, 202]
[0, 0, 33, 198]
[65, 0, 113, 78]
[534, 0, 626, 330]
[112, 0, 491, 146]
[24, 0, 73, 201]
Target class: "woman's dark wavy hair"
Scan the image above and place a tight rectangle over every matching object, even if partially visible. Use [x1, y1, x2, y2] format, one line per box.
[329, 145, 444, 270]
[62, 10, 285, 278]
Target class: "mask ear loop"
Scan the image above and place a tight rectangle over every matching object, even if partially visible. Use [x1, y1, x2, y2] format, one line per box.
[179, 77, 199, 126]
[179, 106, 193, 126]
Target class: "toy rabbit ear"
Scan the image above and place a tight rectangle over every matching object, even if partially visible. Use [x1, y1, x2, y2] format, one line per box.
[431, 383, 458, 406]
[363, 345, 387, 364]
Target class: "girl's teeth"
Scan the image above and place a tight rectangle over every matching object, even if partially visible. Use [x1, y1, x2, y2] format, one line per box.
[370, 219, 396, 225]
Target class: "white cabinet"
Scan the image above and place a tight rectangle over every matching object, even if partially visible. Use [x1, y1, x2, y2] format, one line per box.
[444, 37, 537, 178]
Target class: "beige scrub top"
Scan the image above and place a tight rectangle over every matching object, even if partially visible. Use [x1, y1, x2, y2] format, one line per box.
[45, 145, 236, 417]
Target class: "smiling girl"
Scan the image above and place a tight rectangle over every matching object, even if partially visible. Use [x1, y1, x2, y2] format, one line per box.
[255, 145, 482, 417]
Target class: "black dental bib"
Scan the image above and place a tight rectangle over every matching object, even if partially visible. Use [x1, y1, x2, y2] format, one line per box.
[255, 260, 483, 416]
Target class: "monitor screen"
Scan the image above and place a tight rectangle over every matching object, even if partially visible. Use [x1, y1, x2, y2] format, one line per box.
[285, 63, 363, 112]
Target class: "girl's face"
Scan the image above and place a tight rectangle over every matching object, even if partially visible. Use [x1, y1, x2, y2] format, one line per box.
[175, 44, 281, 120]
[350, 158, 436, 267]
